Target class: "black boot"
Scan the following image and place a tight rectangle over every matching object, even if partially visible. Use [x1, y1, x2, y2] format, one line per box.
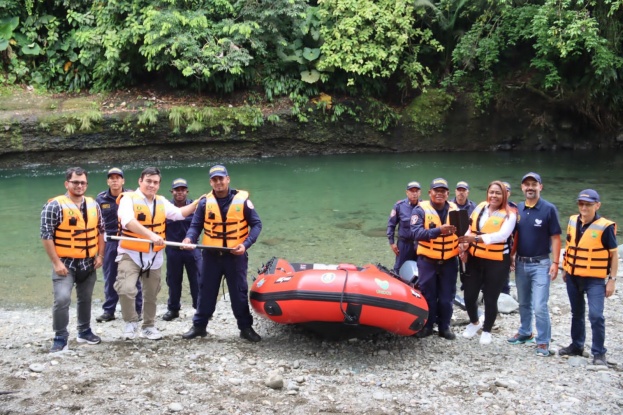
[162, 310, 179, 321]
[240, 327, 261, 342]
[182, 326, 207, 340]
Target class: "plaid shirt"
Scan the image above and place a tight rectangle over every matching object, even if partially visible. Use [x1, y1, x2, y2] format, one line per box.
[40, 194, 106, 272]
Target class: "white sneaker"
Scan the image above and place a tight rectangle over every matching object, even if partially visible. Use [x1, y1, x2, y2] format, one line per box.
[123, 322, 138, 340]
[141, 326, 163, 340]
[462, 322, 483, 338]
[480, 331, 492, 345]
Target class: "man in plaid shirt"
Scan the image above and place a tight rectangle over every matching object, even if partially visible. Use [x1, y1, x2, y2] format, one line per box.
[41, 167, 106, 352]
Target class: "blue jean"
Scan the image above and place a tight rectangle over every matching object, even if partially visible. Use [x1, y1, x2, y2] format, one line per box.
[102, 240, 142, 315]
[52, 268, 97, 339]
[515, 259, 551, 345]
[565, 274, 607, 356]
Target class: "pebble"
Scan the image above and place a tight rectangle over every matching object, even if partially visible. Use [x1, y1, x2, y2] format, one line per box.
[264, 373, 284, 389]
[3, 277, 623, 415]
[29, 364, 44, 373]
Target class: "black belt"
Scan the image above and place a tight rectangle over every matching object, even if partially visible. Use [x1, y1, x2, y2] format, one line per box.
[420, 256, 449, 265]
[516, 255, 549, 263]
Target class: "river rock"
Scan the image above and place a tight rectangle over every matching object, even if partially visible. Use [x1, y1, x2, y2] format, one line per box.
[29, 363, 44, 373]
[264, 373, 284, 389]
[168, 402, 183, 412]
[497, 294, 519, 314]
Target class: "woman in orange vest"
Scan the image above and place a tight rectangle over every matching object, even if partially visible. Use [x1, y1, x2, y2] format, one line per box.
[458, 181, 517, 345]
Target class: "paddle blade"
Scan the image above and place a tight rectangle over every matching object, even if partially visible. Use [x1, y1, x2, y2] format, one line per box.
[449, 210, 470, 236]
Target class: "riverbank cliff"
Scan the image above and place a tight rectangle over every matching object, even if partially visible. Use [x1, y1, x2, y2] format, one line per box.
[1, 87, 621, 169]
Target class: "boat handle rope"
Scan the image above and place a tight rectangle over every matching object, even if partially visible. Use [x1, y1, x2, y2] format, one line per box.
[339, 270, 358, 324]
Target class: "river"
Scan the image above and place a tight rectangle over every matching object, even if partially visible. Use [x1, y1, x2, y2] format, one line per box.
[1, 151, 621, 308]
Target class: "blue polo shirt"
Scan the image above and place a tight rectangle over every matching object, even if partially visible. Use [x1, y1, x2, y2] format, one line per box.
[515, 198, 562, 257]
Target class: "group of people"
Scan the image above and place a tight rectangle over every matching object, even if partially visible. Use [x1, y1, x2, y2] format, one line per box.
[41, 165, 263, 352]
[41, 166, 618, 366]
[387, 173, 618, 365]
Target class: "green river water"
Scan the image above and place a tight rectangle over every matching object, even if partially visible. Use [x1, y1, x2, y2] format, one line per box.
[1, 151, 621, 308]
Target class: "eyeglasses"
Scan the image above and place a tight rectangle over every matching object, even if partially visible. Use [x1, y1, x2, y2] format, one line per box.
[68, 180, 88, 186]
[578, 202, 595, 207]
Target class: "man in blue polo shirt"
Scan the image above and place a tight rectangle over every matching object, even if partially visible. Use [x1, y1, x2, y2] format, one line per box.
[387, 180, 421, 274]
[508, 172, 561, 357]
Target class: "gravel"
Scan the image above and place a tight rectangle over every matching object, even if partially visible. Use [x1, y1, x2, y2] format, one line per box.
[1, 277, 623, 415]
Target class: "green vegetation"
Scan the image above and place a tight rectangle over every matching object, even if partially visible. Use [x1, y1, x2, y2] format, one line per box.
[1, 1, 622, 132]
[403, 89, 454, 135]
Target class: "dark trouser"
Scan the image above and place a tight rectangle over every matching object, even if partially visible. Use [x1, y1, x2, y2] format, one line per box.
[102, 240, 142, 315]
[393, 239, 416, 274]
[165, 246, 202, 311]
[565, 273, 607, 356]
[501, 271, 511, 295]
[416, 256, 458, 331]
[464, 254, 510, 332]
[192, 251, 253, 330]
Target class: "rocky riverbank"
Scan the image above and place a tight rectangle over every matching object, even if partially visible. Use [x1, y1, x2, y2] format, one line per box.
[1, 275, 622, 415]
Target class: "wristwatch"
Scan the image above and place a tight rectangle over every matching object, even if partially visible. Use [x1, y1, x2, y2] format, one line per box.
[608, 276, 617, 282]
[474, 236, 482, 243]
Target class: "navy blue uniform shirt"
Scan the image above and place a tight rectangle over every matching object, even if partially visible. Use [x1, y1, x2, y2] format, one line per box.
[96, 187, 128, 235]
[515, 198, 562, 257]
[452, 198, 477, 217]
[166, 198, 196, 243]
[186, 189, 262, 249]
[387, 198, 419, 244]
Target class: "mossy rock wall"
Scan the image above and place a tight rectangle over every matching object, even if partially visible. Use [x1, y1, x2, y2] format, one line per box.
[0, 90, 618, 168]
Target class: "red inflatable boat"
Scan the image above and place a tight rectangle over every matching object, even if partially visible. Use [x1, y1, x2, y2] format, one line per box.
[250, 258, 429, 337]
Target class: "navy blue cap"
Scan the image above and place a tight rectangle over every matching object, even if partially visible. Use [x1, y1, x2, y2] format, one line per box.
[577, 189, 600, 203]
[521, 172, 542, 184]
[430, 178, 449, 190]
[406, 181, 421, 190]
[107, 167, 124, 178]
[171, 178, 188, 189]
[502, 181, 511, 192]
[456, 181, 470, 190]
[209, 165, 228, 178]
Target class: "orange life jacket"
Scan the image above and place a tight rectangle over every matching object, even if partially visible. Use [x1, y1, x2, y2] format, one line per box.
[563, 215, 616, 278]
[416, 201, 459, 260]
[468, 201, 510, 261]
[116, 192, 166, 253]
[202, 190, 249, 248]
[50, 195, 99, 258]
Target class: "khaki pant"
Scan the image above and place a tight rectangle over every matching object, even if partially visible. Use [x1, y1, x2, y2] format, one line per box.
[114, 254, 161, 329]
